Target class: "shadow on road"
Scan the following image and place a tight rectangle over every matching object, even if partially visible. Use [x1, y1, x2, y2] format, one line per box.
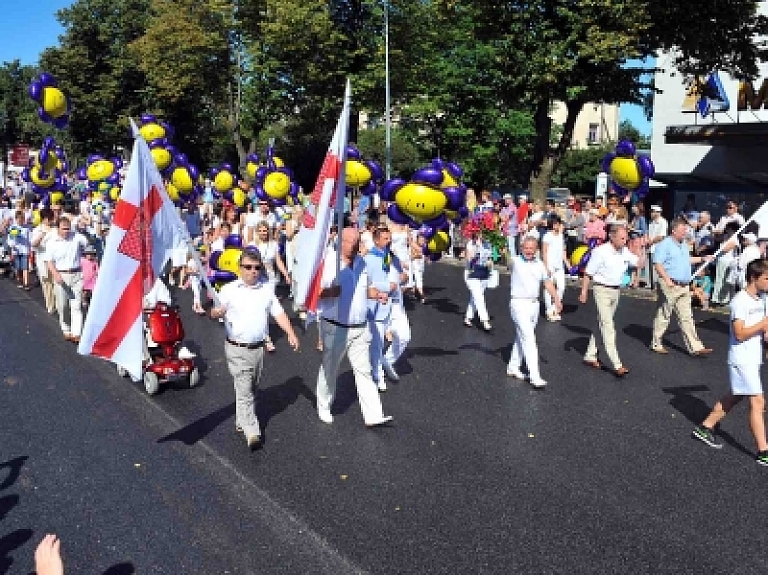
[0, 456, 31, 575]
[103, 561, 136, 574]
[425, 297, 462, 316]
[257, 376, 314, 429]
[694, 317, 729, 335]
[662, 385, 753, 458]
[157, 403, 235, 446]
[624, 323, 687, 355]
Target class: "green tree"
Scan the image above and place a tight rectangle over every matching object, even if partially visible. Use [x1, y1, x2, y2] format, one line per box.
[551, 145, 611, 198]
[355, 126, 422, 178]
[0, 61, 48, 152]
[618, 119, 651, 150]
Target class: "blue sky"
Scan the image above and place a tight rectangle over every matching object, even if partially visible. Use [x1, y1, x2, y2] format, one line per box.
[620, 103, 651, 136]
[0, 0, 69, 66]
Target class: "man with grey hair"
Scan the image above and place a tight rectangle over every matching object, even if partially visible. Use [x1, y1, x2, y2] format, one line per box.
[211, 247, 300, 449]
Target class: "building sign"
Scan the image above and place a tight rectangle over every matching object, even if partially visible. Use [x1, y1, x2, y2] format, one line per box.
[681, 73, 730, 117]
[738, 79, 768, 110]
[9, 145, 29, 166]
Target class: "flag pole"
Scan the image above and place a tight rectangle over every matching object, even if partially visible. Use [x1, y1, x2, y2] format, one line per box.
[691, 210, 756, 278]
[335, 79, 351, 275]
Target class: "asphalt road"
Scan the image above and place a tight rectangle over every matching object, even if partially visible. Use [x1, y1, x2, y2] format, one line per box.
[1, 260, 767, 574]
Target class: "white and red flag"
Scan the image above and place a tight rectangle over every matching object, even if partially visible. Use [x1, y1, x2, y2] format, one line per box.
[78, 120, 187, 380]
[293, 80, 351, 320]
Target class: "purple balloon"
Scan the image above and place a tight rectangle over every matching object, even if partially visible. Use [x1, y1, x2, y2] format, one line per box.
[366, 161, 383, 181]
[443, 187, 465, 211]
[380, 178, 405, 202]
[141, 113, 156, 124]
[637, 155, 655, 177]
[346, 145, 362, 160]
[39, 72, 55, 86]
[424, 213, 447, 230]
[458, 206, 469, 219]
[28, 81, 42, 101]
[247, 152, 259, 163]
[255, 166, 269, 181]
[615, 140, 636, 157]
[224, 234, 243, 249]
[412, 167, 443, 186]
[429, 253, 442, 262]
[601, 152, 616, 174]
[255, 186, 268, 201]
[446, 162, 463, 179]
[387, 203, 410, 225]
[360, 182, 376, 196]
[419, 224, 436, 239]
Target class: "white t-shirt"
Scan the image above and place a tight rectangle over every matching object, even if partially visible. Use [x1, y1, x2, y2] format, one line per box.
[585, 242, 638, 286]
[219, 278, 283, 343]
[541, 231, 566, 271]
[210, 237, 225, 253]
[144, 278, 172, 309]
[247, 240, 279, 281]
[318, 253, 371, 325]
[525, 211, 545, 238]
[648, 217, 668, 253]
[47, 232, 89, 270]
[728, 290, 766, 366]
[510, 256, 548, 299]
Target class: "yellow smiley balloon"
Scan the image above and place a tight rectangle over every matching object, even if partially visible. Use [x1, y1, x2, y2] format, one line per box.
[42, 87, 67, 118]
[345, 160, 371, 187]
[263, 171, 290, 199]
[86, 160, 115, 182]
[610, 157, 642, 190]
[213, 171, 235, 193]
[218, 247, 242, 275]
[395, 183, 448, 222]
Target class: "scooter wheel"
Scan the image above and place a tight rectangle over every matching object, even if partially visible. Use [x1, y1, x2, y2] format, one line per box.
[189, 367, 200, 388]
[144, 371, 160, 395]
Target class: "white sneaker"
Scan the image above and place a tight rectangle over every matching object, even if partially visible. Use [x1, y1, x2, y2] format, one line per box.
[506, 369, 526, 380]
[552, 314, 562, 322]
[530, 379, 547, 388]
[377, 380, 388, 392]
[383, 362, 399, 381]
[318, 410, 333, 424]
[366, 415, 394, 428]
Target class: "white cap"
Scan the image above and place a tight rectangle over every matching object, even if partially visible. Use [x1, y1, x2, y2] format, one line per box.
[650, 205, 662, 212]
[743, 232, 758, 244]
[518, 194, 528, 200]
[502, 193, 512, 199]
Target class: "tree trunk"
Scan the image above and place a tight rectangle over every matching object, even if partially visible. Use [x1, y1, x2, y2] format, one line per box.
[528, 97, 584, 203]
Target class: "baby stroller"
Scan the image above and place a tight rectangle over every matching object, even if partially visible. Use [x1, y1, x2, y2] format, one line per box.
[118, 302, 199, 395]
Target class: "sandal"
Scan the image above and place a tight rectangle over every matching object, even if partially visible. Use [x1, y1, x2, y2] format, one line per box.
[266, 340, 276, 352]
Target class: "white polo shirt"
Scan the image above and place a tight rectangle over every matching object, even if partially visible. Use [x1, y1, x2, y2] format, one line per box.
[585, 242, 638, 287]
[319, 253, 371, 326]
[510, 256, 548, 299]
[218, 278, 284, 343]
[47, 232, 89, 270]
[648, 216, 668, 254]
[541, 231, 565, 271]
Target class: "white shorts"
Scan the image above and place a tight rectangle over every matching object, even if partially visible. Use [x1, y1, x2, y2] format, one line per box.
[171, 246, 188, 267]
[728, 363, 763, 396]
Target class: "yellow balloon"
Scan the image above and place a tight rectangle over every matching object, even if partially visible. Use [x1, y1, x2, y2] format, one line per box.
[272, 156, 284, 168]
[263, 171, 290, 199]
[232, 188, 247, 208]
[166, 182, 180, 202]
[30, 165, 55, 187]
[427, 230, 450, 253]
[110, 187, 121, 201]
[86, 159, 115, 182]
[610, 157, 642, 190]
[570, 245, 588, 267]
[441, 169, 458, 189]
[98, 181, 111, 193]
[42, 87, 67, 118]
[345, 160, 371, 187]
[171, 167, 194, 194]
[395, 183, 448, 222]
[139, 123, 166, 142]
[218, 247, 242, 275]
[151, 147, 173, 171]
[31, 210, 41, 226]
[50, 191, 64, 205]
[213, 171, 235, 193]
[246, 161, 259, 180]
[38, 153, 58, 173]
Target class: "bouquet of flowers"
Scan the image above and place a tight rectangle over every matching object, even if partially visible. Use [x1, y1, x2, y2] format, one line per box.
[462, 209, 506, 259]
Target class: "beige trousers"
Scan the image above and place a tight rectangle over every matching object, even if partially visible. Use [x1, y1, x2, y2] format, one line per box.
[584, 285, 623, 370]
[651, 282, 704, 353]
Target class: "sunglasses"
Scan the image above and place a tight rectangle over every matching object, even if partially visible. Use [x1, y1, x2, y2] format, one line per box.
[60, 227, 71, 231]
[240, 264, 261, 270]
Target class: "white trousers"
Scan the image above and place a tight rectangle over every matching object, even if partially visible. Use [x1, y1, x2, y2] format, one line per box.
[411, 259, 425, 292]
[507, 235, 517, 258]
[369, 318, 389, 382]
[544, 268, 565, 315]
[507, 299, 542, 381]
[316, 321, 386, 424]
[465, 276, 490, 322]
[384, 304, 411, 366]
[55, 271, 84, 336]
[189, 275, 202, 305]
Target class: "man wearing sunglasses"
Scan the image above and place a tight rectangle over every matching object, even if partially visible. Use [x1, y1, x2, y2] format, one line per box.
[210, 248, 300, 450]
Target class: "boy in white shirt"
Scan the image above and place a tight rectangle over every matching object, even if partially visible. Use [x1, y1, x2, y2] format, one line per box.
[692, 258, 768, 465]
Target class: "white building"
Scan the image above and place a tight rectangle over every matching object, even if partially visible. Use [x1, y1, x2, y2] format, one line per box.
[550, 101, 620, 149]
[651, 1, 768, 222]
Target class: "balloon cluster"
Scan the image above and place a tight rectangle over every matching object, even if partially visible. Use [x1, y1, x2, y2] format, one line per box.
[568, 238, 600, 276]
[380, 159, 469, 260]
[345, 144, 383, 196]
[167, 153, 201, 205]
[250, 147, 300, 206]
[209, 163, 246, 207]
[77, 154, 123, 201]
[28, 73, 70, 129]
[601, 140, 655, 200]
[21, 136, 68, 204]
[207, 235, 244, 289]
[137, 114, 176, 175]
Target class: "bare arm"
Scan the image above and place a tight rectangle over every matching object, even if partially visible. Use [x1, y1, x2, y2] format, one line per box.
[733, 317, 768, 343]
[543, 278, 562, 312]
[579, 274, 591, 304]
[273, 312, 299, 350]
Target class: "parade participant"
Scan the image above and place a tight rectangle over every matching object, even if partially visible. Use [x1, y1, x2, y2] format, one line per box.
[80, 245, 99, 314]
[628, 202, 649, 288]
[381, 253, 411, 384]
[47, 216, 90, 343]
[647, 205, 668, 286]
[579, 225, 637, 377]
[209, 222, 230, 253]
[316, 227, 393, 427]
[584, 208, 606, 243]
[507, 236, 563, 388]
[210, 248, 299, 449]
[186, 247, 206, 315]
[500, 193, 518, 258]
[650, 219, 714, 356]
[8, 210, 32, 290]
[541, 215, 568, 321]
[245, 200, 277, 240]
[31, 208, 56, 314]
[711, 222, 740, 306]
[364, 227, 397, 390]
[737, 232, 761, 288]
[565, 200, 585, 257]
[359, 218, 376, 255]
[463, 230, 494, 332]
[692, 259, 768, 465]
[410, 233, 427, 303]
[389, 220, 412, 294]
[248, 221, 291, 352]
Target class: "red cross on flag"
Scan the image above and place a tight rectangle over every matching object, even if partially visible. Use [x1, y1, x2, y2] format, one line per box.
[78, 120, 187, 380]
[293, 80, 351, 320]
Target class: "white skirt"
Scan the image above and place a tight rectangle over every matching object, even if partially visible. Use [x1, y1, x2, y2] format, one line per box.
[728, 363, 763, 396]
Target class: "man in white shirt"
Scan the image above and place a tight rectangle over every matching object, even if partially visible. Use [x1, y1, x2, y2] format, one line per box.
[714, 200, 745, 234]
[646, 205, 668, 286]
[506, 236, 562, 388]
[316, 227, 393, 427]
[210, 248, 299, 449]
[541, 216, 568, 321]
[245, 200, 278, 240]
[47, 217, 90, 342]
[579, 225, 638, 377]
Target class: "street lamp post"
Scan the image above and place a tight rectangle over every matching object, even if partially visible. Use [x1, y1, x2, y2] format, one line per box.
[0, 108, 7, 188]
[384, 0, 391, 181]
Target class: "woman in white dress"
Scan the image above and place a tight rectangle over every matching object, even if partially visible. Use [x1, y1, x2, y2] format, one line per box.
[248, 221, 290, 352]
[464, 232, 494, 331]
[389, 221, 412, 293]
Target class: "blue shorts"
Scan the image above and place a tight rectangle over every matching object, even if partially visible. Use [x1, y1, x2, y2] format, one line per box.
[13, 254, 28, 272]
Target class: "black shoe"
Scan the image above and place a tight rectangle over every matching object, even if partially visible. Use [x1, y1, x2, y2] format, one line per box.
[692, 425, 723, 449]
